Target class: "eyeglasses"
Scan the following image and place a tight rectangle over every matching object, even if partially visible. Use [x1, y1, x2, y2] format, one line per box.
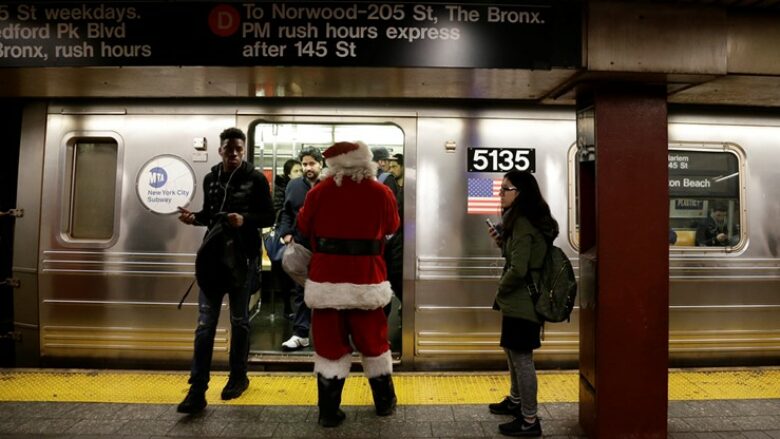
[499, 186, 518, 194]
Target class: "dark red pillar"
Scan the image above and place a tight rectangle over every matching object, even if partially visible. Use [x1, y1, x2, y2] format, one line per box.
[577, 87, 669, 438]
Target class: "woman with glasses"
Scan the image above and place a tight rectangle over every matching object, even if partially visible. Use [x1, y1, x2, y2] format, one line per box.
[487, 170, 559, 437]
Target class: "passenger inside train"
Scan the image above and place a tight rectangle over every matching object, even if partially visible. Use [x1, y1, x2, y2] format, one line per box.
[695, 202, 740, 247]
[372, 146, 400, 199]
[278, 148, 324, 352]
[269, 158, 302, 318]
[389, 153, 404, 188]
[385, 153, 404, 313]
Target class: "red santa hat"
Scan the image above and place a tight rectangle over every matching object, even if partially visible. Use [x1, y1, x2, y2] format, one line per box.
[323, 141, 373, 170]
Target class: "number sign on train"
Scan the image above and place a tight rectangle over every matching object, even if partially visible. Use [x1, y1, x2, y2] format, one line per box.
[467, 147, 536, 173]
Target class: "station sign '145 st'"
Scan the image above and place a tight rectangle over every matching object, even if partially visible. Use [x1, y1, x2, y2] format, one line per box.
[467, 147, 536, 173]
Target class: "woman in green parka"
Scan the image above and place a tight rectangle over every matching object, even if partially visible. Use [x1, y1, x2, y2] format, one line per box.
[488, 170, 558, 437]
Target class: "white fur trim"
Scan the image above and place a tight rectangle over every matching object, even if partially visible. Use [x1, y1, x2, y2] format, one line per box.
[362, 350, 393, 378]
[324, 141, 378, 186]
[304, 280, 393, 310]
[314, 352, 353, 379]
[326, 164, 378, 186]
[325, 141, 372, 169]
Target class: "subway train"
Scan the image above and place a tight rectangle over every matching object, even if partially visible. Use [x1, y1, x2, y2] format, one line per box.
[10, 100, 780, 369]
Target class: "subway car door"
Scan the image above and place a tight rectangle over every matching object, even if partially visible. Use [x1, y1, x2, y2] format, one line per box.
[237, 113, 417, 365]
[0, 101, 23, 366]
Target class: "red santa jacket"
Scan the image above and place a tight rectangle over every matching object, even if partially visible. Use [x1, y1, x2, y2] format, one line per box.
[297, 176, 400, 310]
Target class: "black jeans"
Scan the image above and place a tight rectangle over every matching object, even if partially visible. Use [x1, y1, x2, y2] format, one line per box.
[189, 257, 258, 392]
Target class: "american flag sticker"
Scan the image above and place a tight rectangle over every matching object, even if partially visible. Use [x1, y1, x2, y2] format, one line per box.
[467, 177, 502, 215]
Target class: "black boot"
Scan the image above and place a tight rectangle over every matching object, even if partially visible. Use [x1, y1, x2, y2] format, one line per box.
[368, 375, 397, 416]
[317, 374, 346, 428]
[177, 388, 207, 414]
[221, 375, 249, 400]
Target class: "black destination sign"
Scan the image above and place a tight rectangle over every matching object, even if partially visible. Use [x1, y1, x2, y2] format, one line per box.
[667, 151, 739, 197]
[0, 1, 582, 68]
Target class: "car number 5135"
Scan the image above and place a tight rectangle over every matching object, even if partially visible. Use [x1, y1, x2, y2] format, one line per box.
[467, 147, 535, 173]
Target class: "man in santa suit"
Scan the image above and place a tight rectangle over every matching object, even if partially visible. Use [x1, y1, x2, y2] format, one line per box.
[296, 141, 400, 428]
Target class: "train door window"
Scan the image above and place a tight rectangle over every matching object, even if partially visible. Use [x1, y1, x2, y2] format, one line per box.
[668, 145, 745, 250]
[63, 138, 118, 240]
[247, 120, 404, 356]
[567, 143, 746, 251]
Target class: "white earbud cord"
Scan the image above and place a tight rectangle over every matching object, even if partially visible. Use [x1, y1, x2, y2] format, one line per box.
[218, 165, 240, 214]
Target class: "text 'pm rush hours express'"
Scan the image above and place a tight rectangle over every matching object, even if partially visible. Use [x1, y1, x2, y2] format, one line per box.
[208, 3, 545, 59]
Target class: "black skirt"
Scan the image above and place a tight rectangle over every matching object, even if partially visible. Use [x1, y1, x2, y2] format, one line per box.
[500, 315, 542, 351]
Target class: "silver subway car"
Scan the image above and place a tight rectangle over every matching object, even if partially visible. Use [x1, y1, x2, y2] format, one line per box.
[12, 101, 780, 368]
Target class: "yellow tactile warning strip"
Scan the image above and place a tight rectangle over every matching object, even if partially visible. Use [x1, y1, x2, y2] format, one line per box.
[0, 368, 778, 405]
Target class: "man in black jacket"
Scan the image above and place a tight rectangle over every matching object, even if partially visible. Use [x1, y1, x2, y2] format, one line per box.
[371, 146, 400, 200]
[176, 127, 274, 413]
[695, 202, 738, 247]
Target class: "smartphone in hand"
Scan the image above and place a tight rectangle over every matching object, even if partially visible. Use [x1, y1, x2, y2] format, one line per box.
[485, 218, 497, 234]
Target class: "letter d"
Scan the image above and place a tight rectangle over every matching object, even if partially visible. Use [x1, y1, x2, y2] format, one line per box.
[209, 5, 240, 37]
[218, 12, 233, 30]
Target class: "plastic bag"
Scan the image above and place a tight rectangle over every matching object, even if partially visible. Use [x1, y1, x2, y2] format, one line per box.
[281, 242, 311, 286]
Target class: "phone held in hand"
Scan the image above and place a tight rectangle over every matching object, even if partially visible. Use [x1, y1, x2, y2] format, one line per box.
[485, 218, 497, 233]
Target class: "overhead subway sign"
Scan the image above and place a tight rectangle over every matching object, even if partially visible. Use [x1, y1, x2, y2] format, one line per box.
[0, 1, 581, 68]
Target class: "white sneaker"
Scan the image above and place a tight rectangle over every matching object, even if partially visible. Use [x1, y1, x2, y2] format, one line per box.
[282, 335, 310, 351]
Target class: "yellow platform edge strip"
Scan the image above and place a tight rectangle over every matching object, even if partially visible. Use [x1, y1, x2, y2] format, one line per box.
[0, 369, 778, 405]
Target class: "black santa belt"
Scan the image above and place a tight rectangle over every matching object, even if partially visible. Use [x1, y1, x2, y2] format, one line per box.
[315, 238, 383, 256]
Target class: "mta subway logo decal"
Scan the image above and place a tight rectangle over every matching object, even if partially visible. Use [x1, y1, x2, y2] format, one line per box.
[136, 155, 196, 215]
[149, 167, 168, 188]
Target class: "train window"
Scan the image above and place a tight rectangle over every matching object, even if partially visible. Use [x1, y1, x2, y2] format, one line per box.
[64, 139, 118, 240]
[668, 145, 745, 250]
[250, 122, 403, 184]
[567, 143, 745, 251]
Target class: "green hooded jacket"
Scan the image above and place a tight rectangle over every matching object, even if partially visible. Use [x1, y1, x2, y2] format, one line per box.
[494, 215, 551, 323]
